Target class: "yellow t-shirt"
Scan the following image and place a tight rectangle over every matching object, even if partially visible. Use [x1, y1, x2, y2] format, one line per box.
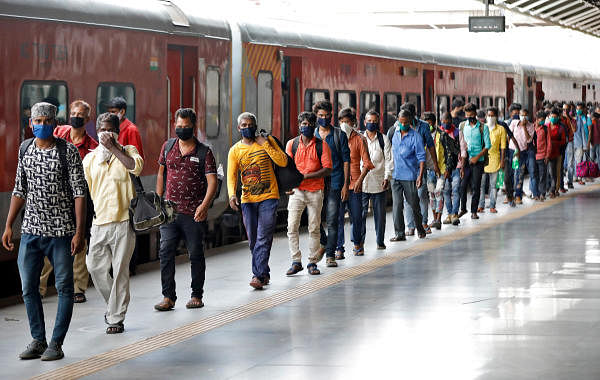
[434, 132, 446, 175]
[227, 136, 288, 203]
[485, 124, 507, 173]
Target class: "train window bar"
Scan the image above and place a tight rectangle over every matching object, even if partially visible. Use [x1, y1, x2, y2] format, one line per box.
[383, 92, 402, 132]
[405, 93, 422, 117]
[96, 82, 136, 123]
[304, 89, 330, 113]
[206, 67, 220, 138]
[334, 90, 357, 126]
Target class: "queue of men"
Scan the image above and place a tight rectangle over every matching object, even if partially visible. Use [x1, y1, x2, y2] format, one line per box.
[3, 96, 599, 362]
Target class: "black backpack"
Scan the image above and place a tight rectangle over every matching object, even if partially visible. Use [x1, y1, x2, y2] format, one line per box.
[269, 135, 305, 193]
[162, 138, 223, 205]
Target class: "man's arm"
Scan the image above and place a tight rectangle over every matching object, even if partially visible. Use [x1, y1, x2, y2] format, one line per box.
[1, 196, 26, 251]
[258, 136, 288, 167]
[195, 174, 217, 222]
[227, 147, 240, 211]
[156, 165, 165, 196]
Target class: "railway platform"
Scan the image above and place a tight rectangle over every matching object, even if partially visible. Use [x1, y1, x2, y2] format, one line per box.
[2, 183, 600, 380]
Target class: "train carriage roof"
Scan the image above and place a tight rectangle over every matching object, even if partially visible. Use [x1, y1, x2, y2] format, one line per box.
[0, 0, 230, 40]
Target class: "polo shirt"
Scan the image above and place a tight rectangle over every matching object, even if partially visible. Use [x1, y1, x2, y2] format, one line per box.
[285, 136, 332, 192]
[391, 128, 425, 181]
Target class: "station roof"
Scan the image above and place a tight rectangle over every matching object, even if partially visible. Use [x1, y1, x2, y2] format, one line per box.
[493, 0, 600, 37]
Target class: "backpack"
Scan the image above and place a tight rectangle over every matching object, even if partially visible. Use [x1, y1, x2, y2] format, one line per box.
[268, 135, 305, 193]
[438, 128, 460, 173]
[163, 138, 223, 205]
[291, 136, 323, 160]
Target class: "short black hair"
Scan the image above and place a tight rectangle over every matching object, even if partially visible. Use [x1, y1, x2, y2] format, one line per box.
[440, 112, 451, 123]
[174, 108, 197, 126]
[108, 96, 127, 111]
[550, 108, 561, 116]
[423, 112, 436, 124]
[298, 111, 316, 125]
[576, 101, 585, 108]
[536, 110, 547, 119]
[400, 102, 416, 118]
[313, 100, 332, 114]
[477, 110, 486, 119]
[96, 112, 120, 133]
[509, 103, 522, 112]
[338, 107, 356, 122]
[487, 107, 499, 117]
[451, 98, 465, 110]
[365, 109, 380, 120]
[464, 102, 477, 113]
[592, 112, 600, 119]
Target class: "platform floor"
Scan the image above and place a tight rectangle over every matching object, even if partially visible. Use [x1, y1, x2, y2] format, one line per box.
[2, 183, 600, 380]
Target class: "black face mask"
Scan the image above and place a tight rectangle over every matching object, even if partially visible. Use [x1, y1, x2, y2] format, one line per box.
[467, 116, 477, 124]
[70, 117, 85, 129]
[175, 127, 194, 140]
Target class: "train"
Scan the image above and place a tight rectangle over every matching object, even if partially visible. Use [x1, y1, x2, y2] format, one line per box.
[1, 0, 599, 298]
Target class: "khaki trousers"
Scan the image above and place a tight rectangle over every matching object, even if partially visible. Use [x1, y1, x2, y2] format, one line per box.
[87, 221, 135, 325]
[39, 240, 89, 296]
[287, 189, 323, 264]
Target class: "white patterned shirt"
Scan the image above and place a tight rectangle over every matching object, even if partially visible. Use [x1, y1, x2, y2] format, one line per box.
[362, 131, 393, 194]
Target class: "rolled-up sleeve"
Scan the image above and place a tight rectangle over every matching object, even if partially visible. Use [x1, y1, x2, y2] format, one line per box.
[125, 145, 144, 177]
[414, 133, 426, 163]
[459, 130, 468, 158]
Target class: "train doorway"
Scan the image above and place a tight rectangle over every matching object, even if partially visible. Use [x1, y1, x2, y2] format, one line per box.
[506, 77, 514, 107]
[166, 45, 198, 139]
[423, 69, 434, 112]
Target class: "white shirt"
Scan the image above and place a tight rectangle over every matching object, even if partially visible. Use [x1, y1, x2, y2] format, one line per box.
[362, 131, 393, 193]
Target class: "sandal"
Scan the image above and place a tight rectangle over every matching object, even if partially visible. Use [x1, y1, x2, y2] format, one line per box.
[154, 297, 175, 311]
[106, 322, 124, 334]
[335, 251, 345, 260]
[186, 297, 204, 309]
[307, 264, 320, 275]
[353, 247, 364, 256]
[73, 293, 86, 303]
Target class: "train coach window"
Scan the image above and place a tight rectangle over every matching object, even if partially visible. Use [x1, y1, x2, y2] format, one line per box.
[468, 96, 480, 109]
[96, 83, 135, 123]
[206, 67, 220, 138]
[334, 91, 357, 125]
[360, 91, 380, 127]
[257, 71, 273, 133]
[481, 96, 493, 110]
[406, 93, 421, 117]
[384, 93, 402, 132]
[304, 89, 330, 112]
[495, 97, 506, 120]
[20, 81, 68, 140]
[436, 95, 450, 121]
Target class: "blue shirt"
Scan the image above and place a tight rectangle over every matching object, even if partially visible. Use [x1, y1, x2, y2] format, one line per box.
[392, 128, 426, 181]
[574, 115, 591, 148]
[315, 125, 350, 190]
[413, 118, 435, 149]
[462, 121, 492, 162]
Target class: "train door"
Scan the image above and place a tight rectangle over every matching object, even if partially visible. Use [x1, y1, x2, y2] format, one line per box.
[423, 69, 434, 112]
[535, 81, 544, 113]
[506, 77, 514, 107]
[285, 56, 302, 140]
[166, 45, 198, 138]
[582, 85, 587, 102]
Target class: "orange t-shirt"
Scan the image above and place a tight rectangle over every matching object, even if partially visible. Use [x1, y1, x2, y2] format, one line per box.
[286, 136, 332, 192]
[348, 131, 374, 188]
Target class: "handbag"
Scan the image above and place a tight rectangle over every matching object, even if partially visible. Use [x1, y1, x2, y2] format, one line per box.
[129, 175, 176, 232]
[265, 133, 305, 193]
[576, 152, 600, 178]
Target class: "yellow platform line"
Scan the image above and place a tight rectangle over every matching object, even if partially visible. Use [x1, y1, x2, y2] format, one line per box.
[31, 184, 600, 380]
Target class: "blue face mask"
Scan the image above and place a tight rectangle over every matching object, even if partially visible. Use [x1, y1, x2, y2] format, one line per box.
[512, 114, 520, 120]
[365, 122, 378, 132]
[317, 117, 330, 127]
[300, 125, 315, 138]
[32, 123, 54, 139]
[240, 126, 256, 139]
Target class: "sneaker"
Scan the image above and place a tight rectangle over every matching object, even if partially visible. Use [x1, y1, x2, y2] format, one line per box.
[377, 244, 386, 250]
[249, 277, 264, 290]
[568, 183, 574, 189]
[443, 215, 452, 225]
[286, 262, 303, 276]
[41, 341, 64, 361]
[515, 196, 522, 204]
[451, 214, 460, 226]
[19, 340, 47, 360]
[406, 228, 415, 236]
[326, 257, 338, 267]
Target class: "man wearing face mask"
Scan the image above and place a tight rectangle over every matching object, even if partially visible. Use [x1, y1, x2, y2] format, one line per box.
[227, 112, 288, 289]
[313, 100, 350, 268]
[389, 110, 427, 240]
[450, 98, 466, 128]
[2, 102, 87, 361]
[285, 112, 332, 276]
[478, 107, 506, 213]
[509, 108, 537, 203]
[154, 108, 217, 308]
[501, 103, 522, 208]
[107, 96, 144, 160]
[39, 100, 98, 303]
[83, 113, 144, 334]
[562, 103, 576, 189]
[573, 102, 592, 185]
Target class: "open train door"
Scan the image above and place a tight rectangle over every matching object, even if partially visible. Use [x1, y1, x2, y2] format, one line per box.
[582, 85, 587, 103]
[535, 81, 544, 113]
[166, 45, 199, 139]
[506, 77, 514, 107]
[423, 69, 434, 112]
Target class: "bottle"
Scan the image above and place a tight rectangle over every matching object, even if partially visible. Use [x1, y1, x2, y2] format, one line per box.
[512, 154, 519, 170]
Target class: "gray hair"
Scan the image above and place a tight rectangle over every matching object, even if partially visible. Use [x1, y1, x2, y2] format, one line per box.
[398, 109, 412, 119]
[96, 112, 121, 133]
[31, 102, 57, 120]
[237, 112, 257, 126]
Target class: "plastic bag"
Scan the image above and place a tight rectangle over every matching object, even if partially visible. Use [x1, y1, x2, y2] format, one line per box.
[496, 169, 504, 189]
[512, 154, 519, 170]
[435, 177, 444, 193]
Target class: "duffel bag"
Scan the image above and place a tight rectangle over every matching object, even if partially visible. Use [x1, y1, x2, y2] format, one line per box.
[129, 175, 176, 232]
[576, 153, 600, 178]
[262, 132, 304, 193]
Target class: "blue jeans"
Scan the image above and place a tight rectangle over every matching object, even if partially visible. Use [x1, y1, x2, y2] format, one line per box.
[337, 190, 364, 248]
[565, 141, 575, 184]
[515, 149, 538, 197]
[505, 149, 515, 199]
[241, 198, 278, 281]
[159, 214, 206, 301]
[320, 187, 341, 258]
[479, 171, 499, 209]
[361, 191, 386, 247]
[405, 178, 429, 227]
[591, 145, 600, 169]
[391, 179, 425, 237]
[536, 159, 548, 195]
[18, 234, 74, 344]
[444, 168, 461, 215]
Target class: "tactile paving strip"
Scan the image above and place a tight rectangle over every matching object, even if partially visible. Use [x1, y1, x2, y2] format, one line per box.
[31, 184, 600, 380]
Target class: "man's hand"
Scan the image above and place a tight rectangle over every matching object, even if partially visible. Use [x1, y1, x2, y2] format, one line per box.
[2, 227, 14, 251]
[341, 185, 349, 201]
[194, 203, 209, 222]
[71, 232, 84, 256]
[500, 161, 505, 170]
[460, 168, 465, 179]
[255, 135, 267, 145]
[229, 196, 240, 211]
[381, 179, 389, 190]
[470, 156, 479, 165]
[416, 176, 423, 189]
[353, 180, 363, 193]
[286, 190, 294, 195]
[544, 157, 549, 165]
[444, 171, 449, 179]
[100, 132, 117, 151]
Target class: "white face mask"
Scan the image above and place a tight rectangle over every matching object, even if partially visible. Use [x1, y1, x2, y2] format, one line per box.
[340, 122, 353, 137]
[97, 131, 119, 162]
[486, 116, 497, 129]
[520, 115, 528, 122]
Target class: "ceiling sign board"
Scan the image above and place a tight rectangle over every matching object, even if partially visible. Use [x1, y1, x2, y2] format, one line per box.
[469, 16, 506, 32]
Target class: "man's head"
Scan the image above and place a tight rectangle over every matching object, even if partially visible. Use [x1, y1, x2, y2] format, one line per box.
[397, 110, 412, 131]
[520, 108, 529, 121]
[298, 111, 317, 138]
[174, 108, 197, 140]
[536, 110, 547, 125]
[592, 111, 600, 120]
[365, 110, 380, 132]
[30, 102, 57, 139]
[107, 97, 127, 122]
[440, 112, 451, 126]
[451, 98, 465, 114]
[477, 110, 486, 124]
[237, 112, 257, 139]
[423, 112, 436, 129]
[576, 101, 585, 116]
[96, 112, 120, 134]
[313, 100, 333, 127]
[338, 107, 357, 127]
[464, 102, 478, 123]
[400, 102, 416, 121]
[549, 108, 561, 124]
[69, 99, 91, 128]
[509, 103, 522, 118]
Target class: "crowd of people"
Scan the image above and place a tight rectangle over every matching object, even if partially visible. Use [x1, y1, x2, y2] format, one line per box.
[2, 95, 599, 362]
